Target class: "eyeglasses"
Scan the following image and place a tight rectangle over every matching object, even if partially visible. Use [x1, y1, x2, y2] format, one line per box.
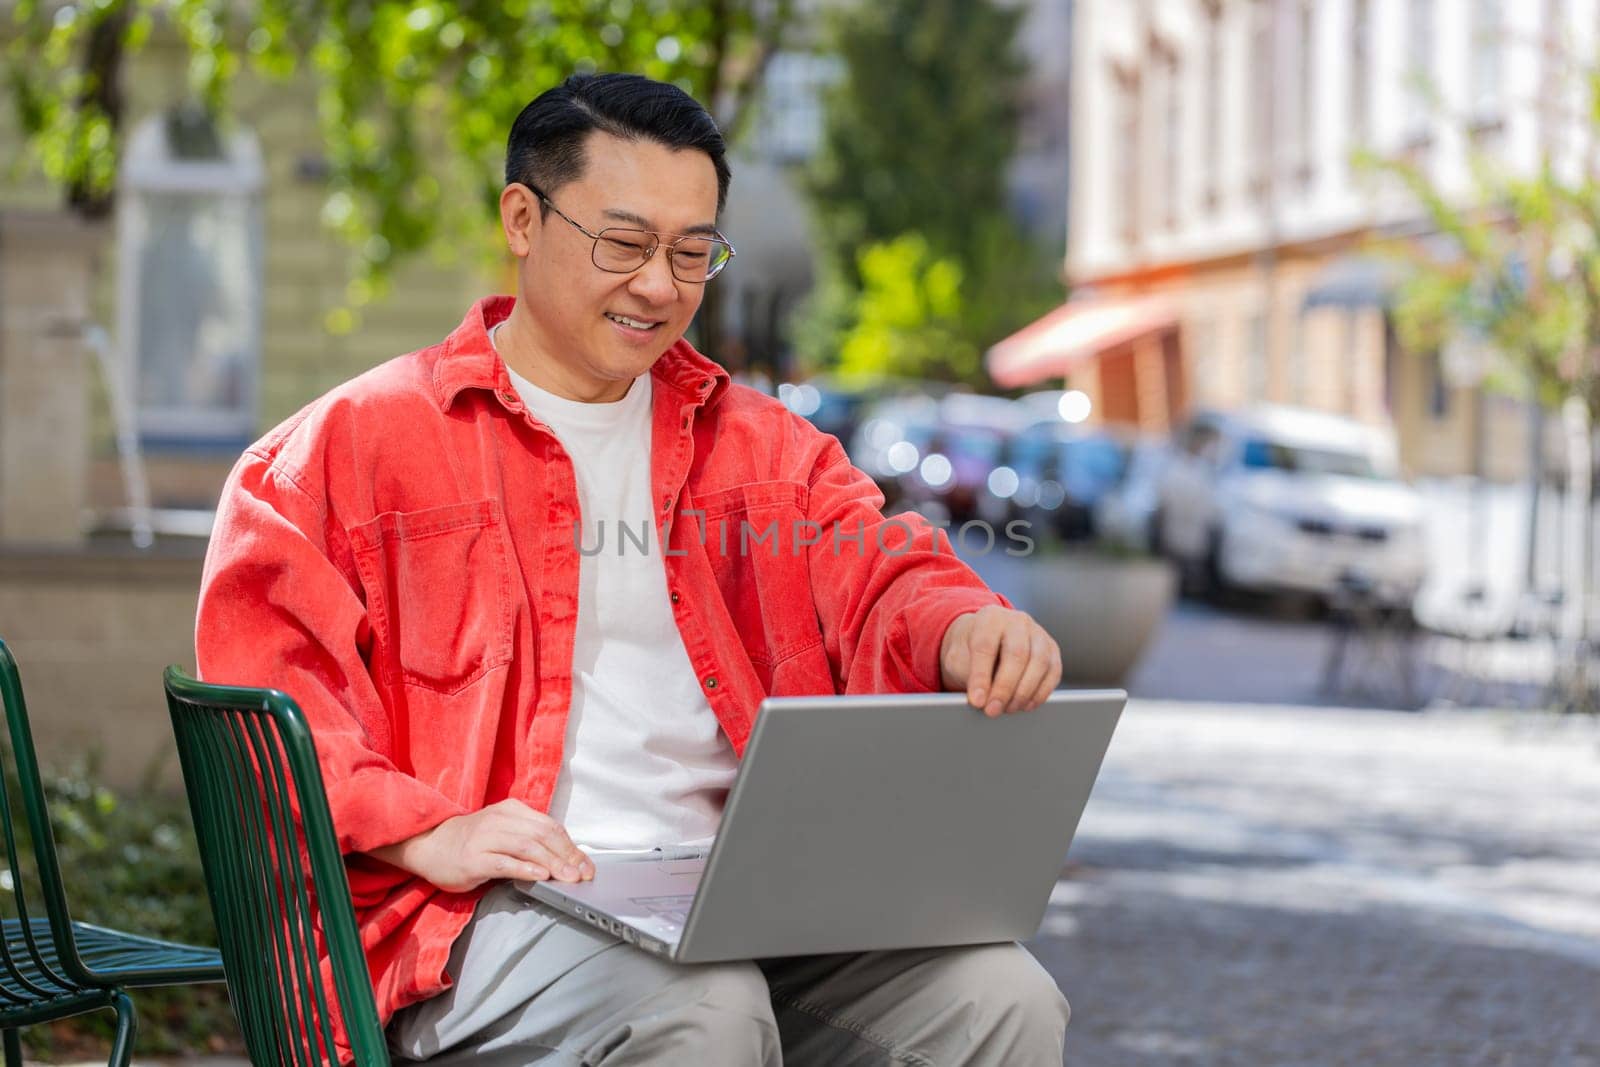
[529, 184, 735, 283]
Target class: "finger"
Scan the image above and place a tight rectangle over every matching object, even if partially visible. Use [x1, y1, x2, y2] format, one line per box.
[984, 617, 1033, 717]
[487, 851, 550, 882]
[1043, 644, 1063, 700]
[535, 823, 592, 876]
[490, 806, 592, 877]
[491, 833, 583, 881]
[963, 614, 1003, 708]
[1008, 631, 1055, 713]
[1026, 643, 1063, 709]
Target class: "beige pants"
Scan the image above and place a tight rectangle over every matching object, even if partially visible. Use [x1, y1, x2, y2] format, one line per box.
[389, 883, 1070, 1066]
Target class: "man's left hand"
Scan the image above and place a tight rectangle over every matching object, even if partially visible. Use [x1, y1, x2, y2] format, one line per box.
[939, 605, 1062, 717]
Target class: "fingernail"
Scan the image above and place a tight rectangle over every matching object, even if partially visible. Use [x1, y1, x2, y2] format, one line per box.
[560, 865, 579, 881]
[972, 688, 987, 706]
[986, 700, 1002, 717]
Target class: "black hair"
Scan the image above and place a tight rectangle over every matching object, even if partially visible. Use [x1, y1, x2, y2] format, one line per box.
[505, 73, 731, 216]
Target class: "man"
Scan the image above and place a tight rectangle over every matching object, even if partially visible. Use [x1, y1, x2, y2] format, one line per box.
[198, 72, 1069, 1065]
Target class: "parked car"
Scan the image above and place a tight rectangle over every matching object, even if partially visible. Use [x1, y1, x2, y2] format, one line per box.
[1095, 438, 1173, 552]
[847, 394, 940, 509]
[980, 422, 1129, 542]
[849, 393, 1025, 522]
[780, 376, 941, 449]
[1154, 407, 1427, 603]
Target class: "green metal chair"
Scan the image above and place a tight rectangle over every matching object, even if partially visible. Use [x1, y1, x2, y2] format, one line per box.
[0, 639, 224, 1067]
[163, 666, 391, 1066]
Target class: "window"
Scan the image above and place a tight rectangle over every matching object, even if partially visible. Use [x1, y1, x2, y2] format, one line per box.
[118, 108, 264, 450]
[1112, 64, 1143, 246]
[1202, 1, 1223, 208]
[1154, 40, 1182, 230]
[1405, 0, 1435, 143]
[1470, 0, 1502, 123]
[1291, 315, 1308, 404]
[1247, 312, 1268, 401]
[1294, 0, 1315, 185]
[1428, 350, 1451, 418]
[1350, 0, 1371, 153]
[755, 53, 843, 164]
[1250, 0, 1274, 191]
[1240, 439, 1383, 479]
[1182, 419, 1222, 461]
[1539, 0, 1564, 156]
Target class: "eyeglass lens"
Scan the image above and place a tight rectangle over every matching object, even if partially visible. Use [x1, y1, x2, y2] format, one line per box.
[593, 229, 732, 282]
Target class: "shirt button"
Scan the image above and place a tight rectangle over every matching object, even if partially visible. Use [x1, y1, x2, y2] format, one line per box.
[670, 591, 681, 604]
[704, 675, 718, 690]
[662, 496, 672, 513]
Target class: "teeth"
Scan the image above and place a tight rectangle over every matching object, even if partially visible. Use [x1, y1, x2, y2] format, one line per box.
[607, 313, 656, 330]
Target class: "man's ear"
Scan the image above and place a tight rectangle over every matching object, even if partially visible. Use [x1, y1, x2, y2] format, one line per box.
[500, 183, 540, 257]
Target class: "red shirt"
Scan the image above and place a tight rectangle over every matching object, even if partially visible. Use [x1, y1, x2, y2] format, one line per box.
[196, 296, 1006, 1058]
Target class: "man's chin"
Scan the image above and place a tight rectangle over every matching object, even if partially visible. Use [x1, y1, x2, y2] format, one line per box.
[601, 335, 675, 370]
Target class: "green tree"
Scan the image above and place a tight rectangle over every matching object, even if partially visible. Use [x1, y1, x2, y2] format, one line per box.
[794, 0, 1057, 383]
[805, 0, 1025, 278]
[6, 0, 792, 302]
[833, 233, 976, 384]
[1363, 57, 1600, 709]
[1365, 158, 1596, 417]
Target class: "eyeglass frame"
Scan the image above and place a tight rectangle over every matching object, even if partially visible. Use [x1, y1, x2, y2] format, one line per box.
[526, 183, 736, 284]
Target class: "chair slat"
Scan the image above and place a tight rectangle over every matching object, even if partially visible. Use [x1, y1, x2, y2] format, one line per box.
[0, 640, 224, 1061]
[190, 712, 282, 1067]
[164, 669, 391, 1066]
[238, 710, 328, 1067]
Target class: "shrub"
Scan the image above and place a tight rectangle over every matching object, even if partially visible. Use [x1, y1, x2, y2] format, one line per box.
[19, 757, 241, 1059]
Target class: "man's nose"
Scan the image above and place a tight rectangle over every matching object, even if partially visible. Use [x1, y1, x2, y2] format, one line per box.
[627, 249, 679, 304]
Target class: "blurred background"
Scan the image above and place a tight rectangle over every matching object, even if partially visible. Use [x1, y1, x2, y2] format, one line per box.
[2, 0, 1599, 1061]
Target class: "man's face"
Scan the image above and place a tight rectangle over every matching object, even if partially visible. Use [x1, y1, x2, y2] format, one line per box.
[506, 130, 720, 400]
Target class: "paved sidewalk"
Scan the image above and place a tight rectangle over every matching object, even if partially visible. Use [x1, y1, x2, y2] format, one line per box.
[1029, 699, 1600, 1066]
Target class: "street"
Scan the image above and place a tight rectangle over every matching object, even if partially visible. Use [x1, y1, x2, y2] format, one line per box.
[1030, 700, 1600, 1066]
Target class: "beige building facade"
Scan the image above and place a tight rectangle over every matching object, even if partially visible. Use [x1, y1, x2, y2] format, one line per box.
[1007, 0, 1590, 482]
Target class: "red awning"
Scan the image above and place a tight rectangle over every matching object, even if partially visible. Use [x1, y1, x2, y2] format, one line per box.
[985, 294, 1177, 388]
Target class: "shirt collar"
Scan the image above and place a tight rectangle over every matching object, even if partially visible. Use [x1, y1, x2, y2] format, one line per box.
[432, 296, 730, 412]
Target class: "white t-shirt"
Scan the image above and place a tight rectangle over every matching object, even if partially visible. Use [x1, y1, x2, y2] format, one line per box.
[496, 333, 737, 851]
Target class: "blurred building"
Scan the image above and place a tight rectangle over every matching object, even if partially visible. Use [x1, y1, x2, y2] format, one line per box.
[718, 0, 1079, 382]
[1007, 0, 1075, 250]
[991, 0, 1584, 482]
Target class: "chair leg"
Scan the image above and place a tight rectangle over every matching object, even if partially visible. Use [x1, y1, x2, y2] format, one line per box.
[106, 992, 137, 1067]
[3, 1028, 22, 1067]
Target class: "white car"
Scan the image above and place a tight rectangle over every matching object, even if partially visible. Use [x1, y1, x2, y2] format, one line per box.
[1155, 407, 1427, 603]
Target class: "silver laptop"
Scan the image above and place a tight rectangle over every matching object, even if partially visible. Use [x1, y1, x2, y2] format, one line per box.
[519, 689, 1125, 963]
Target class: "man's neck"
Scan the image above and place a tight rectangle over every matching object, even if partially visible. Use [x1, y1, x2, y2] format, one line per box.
[492, 309, 634, 404]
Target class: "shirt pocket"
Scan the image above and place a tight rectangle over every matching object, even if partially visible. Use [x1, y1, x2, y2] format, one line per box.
[693, 480, 822, 667]
[349, 499, 514, 693]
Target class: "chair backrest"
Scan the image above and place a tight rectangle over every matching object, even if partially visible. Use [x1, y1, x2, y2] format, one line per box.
[0, 637, 103, 1002]
[163, 667, 389, 1066]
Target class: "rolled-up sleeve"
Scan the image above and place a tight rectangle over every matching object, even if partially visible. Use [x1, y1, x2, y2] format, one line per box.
[196, 452, 466, 855]
[803, 435, 1009, 694]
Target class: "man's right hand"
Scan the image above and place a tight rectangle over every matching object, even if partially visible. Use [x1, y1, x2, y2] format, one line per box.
[369, 798, 596, 893]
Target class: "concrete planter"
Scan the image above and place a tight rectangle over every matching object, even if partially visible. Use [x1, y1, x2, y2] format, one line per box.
[1020, 551, 1178, 686]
